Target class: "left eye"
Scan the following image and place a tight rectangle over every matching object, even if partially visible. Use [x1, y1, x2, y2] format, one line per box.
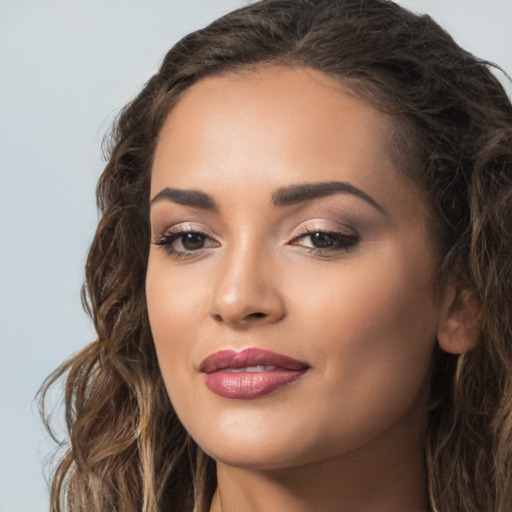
[178, 232, 209, 251]
[154, 230, 219, 256]
[292, 230, 358, 252]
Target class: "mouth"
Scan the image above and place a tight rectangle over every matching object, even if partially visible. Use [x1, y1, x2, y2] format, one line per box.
[199, 348, 310, 400]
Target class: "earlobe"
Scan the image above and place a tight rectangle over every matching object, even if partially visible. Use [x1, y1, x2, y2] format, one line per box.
[437, 283, 482, 355]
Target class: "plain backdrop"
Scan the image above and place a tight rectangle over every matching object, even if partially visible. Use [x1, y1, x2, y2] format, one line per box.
[1, 1, 510, 511]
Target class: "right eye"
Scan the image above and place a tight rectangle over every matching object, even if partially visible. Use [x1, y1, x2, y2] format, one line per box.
[153, 228, 220, 258]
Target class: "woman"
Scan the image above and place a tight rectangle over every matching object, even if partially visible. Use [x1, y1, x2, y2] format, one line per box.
[40, 0, 512, 511]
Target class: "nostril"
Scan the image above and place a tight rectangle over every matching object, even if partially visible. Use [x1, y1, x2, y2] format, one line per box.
[249, 312, 267, 319]
[211, 310, 270, 326]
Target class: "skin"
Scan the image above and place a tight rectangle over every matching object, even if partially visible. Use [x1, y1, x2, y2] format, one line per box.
[146, 66, 451, 512]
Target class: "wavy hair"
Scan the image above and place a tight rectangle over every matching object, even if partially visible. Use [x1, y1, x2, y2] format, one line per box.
[40, 1, 512, 511]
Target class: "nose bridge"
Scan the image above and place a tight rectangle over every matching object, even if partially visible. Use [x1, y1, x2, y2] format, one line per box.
[208, 233, 285, 327]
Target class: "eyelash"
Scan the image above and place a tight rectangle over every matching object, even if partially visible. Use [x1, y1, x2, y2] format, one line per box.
[153, 225, 359, 259]
[153, 226, 219, 259]
[290, 226, 359, 255]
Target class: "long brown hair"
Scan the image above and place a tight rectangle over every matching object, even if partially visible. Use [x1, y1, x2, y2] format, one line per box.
[40, 1, 512, 511]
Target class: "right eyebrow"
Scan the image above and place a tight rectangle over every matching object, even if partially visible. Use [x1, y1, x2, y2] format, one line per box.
[271, 180, 386, 216]
[150, 187, 218, 211]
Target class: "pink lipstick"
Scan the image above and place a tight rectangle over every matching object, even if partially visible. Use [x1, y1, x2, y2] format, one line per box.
[199, 348, 309, 399]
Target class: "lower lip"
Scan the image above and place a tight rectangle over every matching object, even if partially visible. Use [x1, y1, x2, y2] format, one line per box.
[203, 369, 307, 399]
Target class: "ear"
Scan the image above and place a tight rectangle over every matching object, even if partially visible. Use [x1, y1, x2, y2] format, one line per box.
[437, 280, 482, 355]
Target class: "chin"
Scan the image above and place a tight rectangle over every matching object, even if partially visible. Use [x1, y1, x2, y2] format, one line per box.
[184, 416, 307, 470]
[202, 441, 316, 471]
[187, 417, 342, 472]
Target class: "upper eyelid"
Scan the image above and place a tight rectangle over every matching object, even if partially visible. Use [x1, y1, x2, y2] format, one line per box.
[152, 222, 219, 240]
[292, 221, 358, 236]
[151, 218, 360, 241]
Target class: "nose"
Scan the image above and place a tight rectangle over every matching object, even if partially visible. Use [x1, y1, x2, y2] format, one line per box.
[208, 245, 286, 329]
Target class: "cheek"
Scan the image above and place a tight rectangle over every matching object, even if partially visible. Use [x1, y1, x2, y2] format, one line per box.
[145, 255, 202, 386]
[289, 241, 439, 353]
[285, 246, 439, 424]
[146, 249, 208, 331]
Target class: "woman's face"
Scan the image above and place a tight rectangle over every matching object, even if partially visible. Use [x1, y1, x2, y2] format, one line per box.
[146, 67, 444, 469]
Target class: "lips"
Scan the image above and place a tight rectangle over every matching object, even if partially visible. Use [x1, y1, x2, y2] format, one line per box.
[199, 348, 309, 399]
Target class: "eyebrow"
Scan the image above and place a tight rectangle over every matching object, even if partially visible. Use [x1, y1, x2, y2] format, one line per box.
[150, 180, 385, 215]
[150, 187, 218, 211]
[271, 181, 386, 214]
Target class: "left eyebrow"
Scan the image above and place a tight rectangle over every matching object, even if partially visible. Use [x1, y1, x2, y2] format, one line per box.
[271, 180, 386, 215]
[150, 187, 218, 211]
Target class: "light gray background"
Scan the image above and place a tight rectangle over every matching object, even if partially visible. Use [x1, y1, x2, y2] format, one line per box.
[1, 1, 510, 511]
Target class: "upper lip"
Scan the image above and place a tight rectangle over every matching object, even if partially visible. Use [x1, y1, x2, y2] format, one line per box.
[199, 348, 309, 374]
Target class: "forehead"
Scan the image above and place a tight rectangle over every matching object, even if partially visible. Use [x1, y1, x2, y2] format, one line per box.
[151, 66, 395, 191]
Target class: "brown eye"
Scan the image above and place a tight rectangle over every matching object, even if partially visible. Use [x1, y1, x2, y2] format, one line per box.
[308, 232, 338, 248]
[153, 229, 220, 258]
[291, 229, 359, 254]
[181, 233, 207, 250]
